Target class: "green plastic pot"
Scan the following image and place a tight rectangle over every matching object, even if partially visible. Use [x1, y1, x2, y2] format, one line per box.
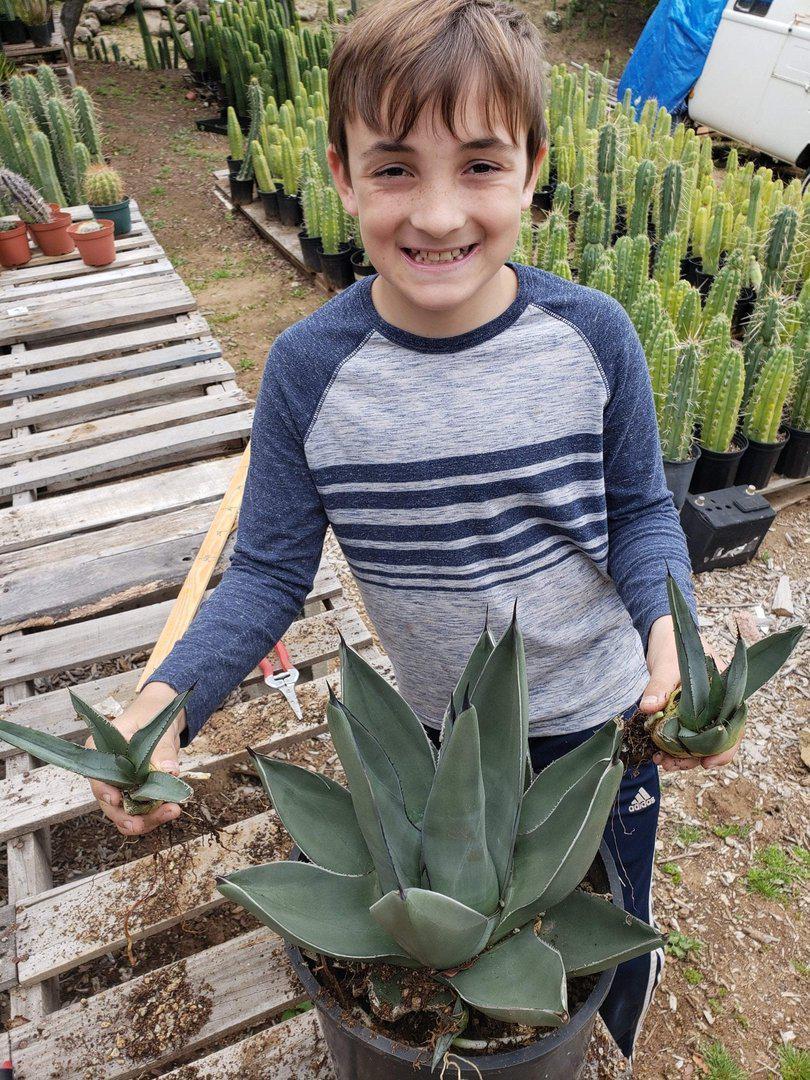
[89, 197, 131, 237]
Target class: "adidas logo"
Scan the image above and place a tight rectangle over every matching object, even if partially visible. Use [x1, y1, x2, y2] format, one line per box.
[628, 786, 655, 813]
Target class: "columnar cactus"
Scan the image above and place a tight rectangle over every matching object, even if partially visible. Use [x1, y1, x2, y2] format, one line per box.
[21, 74, 50, 132]
[543, 211, 570, 274]
[659, 161, 683, 239]
[0, 168, 50, 223]
[653, 231, 680, 299]
[675, 285, 702, 340]
[659, 340, 700, 462]
[791, 341, 810, 432]
[701, 248, 744, 330]
[622, 234, 650, 314]
[300, 176, 320, 238]
[83, 164, 124, 206]
[46, 96, 80, 206]
[237, 78, 265, 181]
[759, 205, 798, 294]
[701, 201, 726, 276]
[590, 249, 616, 298]
[743, 293, 787, 397]
[596, 123, 617, 246]
[628, 159, 655, 238]
[647, 316, 678, 427]
[251, 142, 276, 195]
[319, 184, 343, 255]
[578, 197, 605, 285]
[30, 131, 65, 206]
[743, 345, 794, 444]
[72, 86, 103, 163]
[227, 107, 244, 163]
[630, 278, 664, 354]
[552, 181, 571, 219]
[698, 314, 733, 417]
[278, 131, 298, 197]
[701, 346, 745, 454]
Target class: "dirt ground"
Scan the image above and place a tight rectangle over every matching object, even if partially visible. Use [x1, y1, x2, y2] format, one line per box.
[5, 8, 806, 1075]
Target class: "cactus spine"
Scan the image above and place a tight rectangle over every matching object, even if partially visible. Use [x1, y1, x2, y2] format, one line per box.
[83, 164, 125, 206]
[659, 341, 700, 462]
[0, 168, 50, 223]
[700, 346, 744, 454]
[744, 345, 794, 444]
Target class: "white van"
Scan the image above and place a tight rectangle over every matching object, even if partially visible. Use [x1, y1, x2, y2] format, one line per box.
[687, 0, 810, 187]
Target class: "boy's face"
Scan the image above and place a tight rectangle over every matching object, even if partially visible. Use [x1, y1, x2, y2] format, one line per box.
[328, 88, 546, 333]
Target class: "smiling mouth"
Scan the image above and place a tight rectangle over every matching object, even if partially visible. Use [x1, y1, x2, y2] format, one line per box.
[401, 243, 478, 264]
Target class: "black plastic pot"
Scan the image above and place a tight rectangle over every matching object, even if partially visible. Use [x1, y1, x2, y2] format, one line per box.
[533, 183, 557, 212]
[680, 255, 699, 285]
[610, 206, 627, 244]
[318, 243, 355, 289]
[259, 189, 279, 221]
[351, 249, 376, 277]
[297, 229, 322, 272]
[228, 174, 254, 206]
[27, 21, 51, 44]
[287, 842, 622, 1079]
[277, 191, 302, 227]
[736, 434, 787, 490]
[663, 444, 701, 511]
[226, 155, 242, 178]
[690, 435, 748, 495]
[693, 266, 714, 302]
[0, 16, 27, 42]
[776, 425, 810, 479]
[731, 286, 756, 336]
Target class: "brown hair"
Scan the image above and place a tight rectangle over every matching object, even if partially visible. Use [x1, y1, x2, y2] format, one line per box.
[328, 0, 548, 183]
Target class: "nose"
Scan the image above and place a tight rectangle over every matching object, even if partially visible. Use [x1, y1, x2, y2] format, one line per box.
[407, 181, 468, 240]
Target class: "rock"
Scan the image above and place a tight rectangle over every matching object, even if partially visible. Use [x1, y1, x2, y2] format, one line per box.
[173, 0, 197, 13]
[297, 0, 318, 19]
[181, 29, 193, 49]
[75, 24, 92, 40]
[543, 10, 563, 31]
[771, 574, 795, 617]
[196, 0, 209, 12]
[81, 13, 101, 31]
[140, 0, 167, 8]
[85, 0, 129, 22]
[142, 8, 162, 32]
[800, 729, 810, 770]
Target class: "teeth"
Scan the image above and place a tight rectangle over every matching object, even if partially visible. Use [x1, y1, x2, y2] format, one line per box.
[409, 245, 472, 264]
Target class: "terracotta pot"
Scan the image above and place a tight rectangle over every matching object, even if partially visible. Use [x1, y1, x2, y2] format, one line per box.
[67, 219, 116, 267]
[27, 206, 74, 256]
[0, 222, 32, 268]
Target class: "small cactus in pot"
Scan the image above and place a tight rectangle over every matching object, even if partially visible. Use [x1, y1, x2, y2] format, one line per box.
[83, 164, 131, 236]
[0, 167, 74, 256]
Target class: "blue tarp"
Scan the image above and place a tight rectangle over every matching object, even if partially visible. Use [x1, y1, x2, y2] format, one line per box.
[617, 0, 739, 116]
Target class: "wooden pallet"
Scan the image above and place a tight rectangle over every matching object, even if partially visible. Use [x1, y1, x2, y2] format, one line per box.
[1, 201, 369, 1073]
[1, 19, 75, 86]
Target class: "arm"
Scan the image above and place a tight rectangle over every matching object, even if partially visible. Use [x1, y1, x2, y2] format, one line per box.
[143, 335, 329, 739]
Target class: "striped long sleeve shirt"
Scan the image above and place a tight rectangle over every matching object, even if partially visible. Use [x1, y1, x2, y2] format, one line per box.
[148, 262, 697, 739]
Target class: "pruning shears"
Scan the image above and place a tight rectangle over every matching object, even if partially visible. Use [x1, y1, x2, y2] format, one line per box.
[258, 641, 302, 720]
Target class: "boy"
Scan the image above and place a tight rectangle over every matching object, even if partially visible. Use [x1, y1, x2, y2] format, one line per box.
[89, 0, 739, 1058]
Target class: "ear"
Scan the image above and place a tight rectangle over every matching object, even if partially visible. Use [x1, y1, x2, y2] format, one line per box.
[520, 143, 548, 211]
[327, 143, 359, 217]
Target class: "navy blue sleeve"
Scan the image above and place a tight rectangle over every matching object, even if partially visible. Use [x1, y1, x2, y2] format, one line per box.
[599, 299, 697, 647]
[145, 333, 329, 738]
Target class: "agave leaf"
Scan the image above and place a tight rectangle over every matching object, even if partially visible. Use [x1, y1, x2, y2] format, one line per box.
[714, 635, 747, 728]
[495, 760, 623, 939]
[370, 888, 495, 970]
[70, 691, 130, 757]
[743, 625, 804, 701]
[421, 703, 500, 916]
[446, 621, 495, 718]
[127, 691, 191, 775]
[696, 657, 727, 730]
[129, 770, 193, 804]
[0, 719, 134, 786]
[667, 573, 708, 729]
[469, 610, 528, 895]
[447, 927, 568, 1027]
[519, 719, 621, 836]
[430, 996, 467, 1072]
[217, 862, 410, 962]
[436, 695, 456, 766]
[678, 703, 746, 758]
[538, 889, 664, 976]
[250, 752, 372, 874]
[646, 710, 690, 757]
[340, 638, 436, 816]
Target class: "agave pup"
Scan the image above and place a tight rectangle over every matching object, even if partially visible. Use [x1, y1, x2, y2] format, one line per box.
[628, 574, 804, 762]
[0, 691, 192, 814]
[218, 614, 663, 1069]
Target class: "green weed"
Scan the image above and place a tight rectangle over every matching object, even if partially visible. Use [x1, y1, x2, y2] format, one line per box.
[792, 960, 810, 978]
[666, 932, 703, 960]
[701, 1042, 748, 1079]
[149, 185, 166, 198]
[683, 966, 702, 986]
[238, 358, 255, 371]
[280, 1001, 313, 1022]
[677, 825, 703, 845]
[746, 845, 810, 903]
[661, 862, 682, 886]
[778, 1046, 810, 1080]
[713, 822, 752, 840]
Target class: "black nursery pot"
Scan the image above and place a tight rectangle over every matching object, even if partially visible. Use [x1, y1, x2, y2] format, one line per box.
[286, 841, 622, 1080]
[610, 206, 627, 244]
[776, 425, 810, 480]
[693, 266, 714, 302]
[228, 173, 254, 206]
[690, 435, 748, 495]
[680, 255, 701, 287]
[0, 16, 27, 42]
[736, 434, 787, 490]
[277, 191, 302, 227]
[663, 444, 701, 511]
[318, 243, 355, 290]
[27, 21, 51, 44]
[351, 249, 376, 277]
[731, 287, 756, 336]
[532, 182, 556, 211]
[297, 229, 322, 272]
[259, 189, 279, 221]
[226, 155, 242, 178]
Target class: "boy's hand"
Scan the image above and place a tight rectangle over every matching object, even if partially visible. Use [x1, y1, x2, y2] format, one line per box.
[641, 616, 738, 773]
[86, 681, 185, 836]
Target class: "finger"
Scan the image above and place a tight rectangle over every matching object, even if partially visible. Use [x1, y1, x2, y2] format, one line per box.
[111, 801, 182, 836]
[701, 746, 739, 769]
[90, 779, 123, 809]
[639, 676, 678, 714]
[655, 752, 700, 772]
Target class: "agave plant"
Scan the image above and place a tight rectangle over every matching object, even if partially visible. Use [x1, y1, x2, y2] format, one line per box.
[643, 575, 804, 759]
[218, 615, 663, 1068]
[0, 691, 192, 814]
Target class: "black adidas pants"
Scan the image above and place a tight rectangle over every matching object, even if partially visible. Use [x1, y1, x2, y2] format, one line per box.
[424, 700, 664, 1059]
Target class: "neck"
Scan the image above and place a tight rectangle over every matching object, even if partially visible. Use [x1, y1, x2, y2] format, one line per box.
[370, 264, 519, 339]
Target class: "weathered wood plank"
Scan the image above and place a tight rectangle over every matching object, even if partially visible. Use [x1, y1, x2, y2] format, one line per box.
[0, 313, 210, 377]
[0, 409, 253, 496]
[0, 454, 242, 553]
[0, 279, 195, 346]
[0, 386, 247, 467]
[0, 338, 222, 402]
[3, 229, 155, 283]
[0, 904, 15, 992]
[0, 249, 168, 299]
[8, 929, 305, 1080]
[161, 1011, 334, 1080]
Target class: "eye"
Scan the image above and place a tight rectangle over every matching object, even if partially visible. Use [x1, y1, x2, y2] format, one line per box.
[468, 162, 501, 175]
[373, 165, 410, 179]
